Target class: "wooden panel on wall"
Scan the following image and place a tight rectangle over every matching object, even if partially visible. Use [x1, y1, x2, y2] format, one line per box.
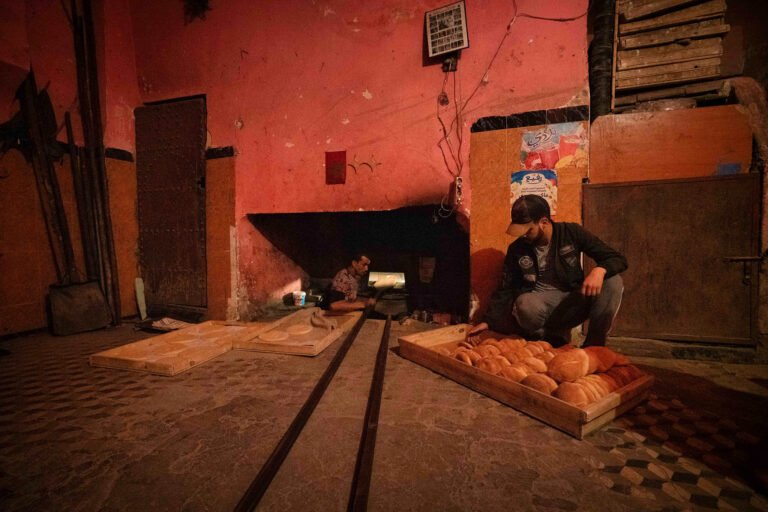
[206, 155, 236, 320]
[469, 129, 510, 322]
[469, 121, 589, 322]
[106, 157, 139, 319]
[590, 105, 752, 184]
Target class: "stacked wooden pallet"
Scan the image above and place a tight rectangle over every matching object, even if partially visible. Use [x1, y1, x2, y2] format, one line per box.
[613, 0, 731, 109]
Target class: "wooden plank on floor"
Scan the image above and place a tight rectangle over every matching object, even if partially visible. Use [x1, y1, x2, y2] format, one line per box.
[233, 309, 361, 356]
[89, 320, 246, 376]
[619, 0, 726, 34]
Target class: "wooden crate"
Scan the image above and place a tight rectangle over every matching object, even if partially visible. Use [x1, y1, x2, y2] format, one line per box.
[233, 307, 361, 356]
[398, 324, 654, 439]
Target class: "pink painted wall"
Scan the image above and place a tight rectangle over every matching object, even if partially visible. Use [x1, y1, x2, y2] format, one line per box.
[0, 1, 29, 121]
[128, 0, 588, 309]
[99, 0, 141, 150]
[24, 0, 82, 143]
[129, 0, 589, 216]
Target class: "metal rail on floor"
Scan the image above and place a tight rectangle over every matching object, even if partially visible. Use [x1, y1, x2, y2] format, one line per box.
[347, 314, 391, 511]
[234, 293, 385, 512]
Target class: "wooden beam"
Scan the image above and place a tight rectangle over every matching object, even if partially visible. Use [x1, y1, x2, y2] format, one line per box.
[620, 18, 729, 49]
[616, 64, 720, 89]
[620, 0, 726, 34]
[617, 56, 721, 80]
[622, 0, 702, 21]
[617, 37, 722, 70]
[613, 78, 727, 105]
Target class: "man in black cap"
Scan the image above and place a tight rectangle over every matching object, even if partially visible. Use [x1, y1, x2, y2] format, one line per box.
[472, 194, 627, 347]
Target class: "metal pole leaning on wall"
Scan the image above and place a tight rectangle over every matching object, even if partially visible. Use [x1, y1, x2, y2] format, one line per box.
[71, 0, 121, 323]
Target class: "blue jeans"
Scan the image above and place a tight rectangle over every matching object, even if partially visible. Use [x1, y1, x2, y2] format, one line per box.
[512, 275, 624, 347]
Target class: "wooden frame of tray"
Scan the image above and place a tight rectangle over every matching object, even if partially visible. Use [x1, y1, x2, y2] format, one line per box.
[89, 321, 259, 376]
[232, 307, 361, 356]
[398, 324, 654, 439]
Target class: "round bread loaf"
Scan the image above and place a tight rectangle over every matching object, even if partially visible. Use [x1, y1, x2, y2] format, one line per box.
[500, 365, 528, 382]
[583, 346, 618, 372]
[574, 379, 597, 403]
[476, 357, 502, 375]
[528, 340, 553, 351]
[489, 355, 512, 367]
[614, 352, 631, 366]
[462, 348, 482, 363]
[515, 347, 534, 359]
[546, 349, 590, 383]
[500, 338, 526, 349]
[510, 362, 532, 377]
[582, 375, 609, 399]
[521, 373, 558, 395]
[455, 351, 473, 365]
[554, 382, 589, 408]
[522, 357, 548, 374]
[499, 349, 521, 363]
[596, 373, 620, 392]
[476, 345, 501, 357]
[535, 351, 556, 363]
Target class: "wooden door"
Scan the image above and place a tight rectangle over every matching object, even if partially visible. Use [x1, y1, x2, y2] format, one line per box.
[135, 98, 207, 314]
[583, 175, 760, 345]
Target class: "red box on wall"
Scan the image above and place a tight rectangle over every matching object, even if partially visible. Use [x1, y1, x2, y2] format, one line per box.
[326, 151, 346, 185]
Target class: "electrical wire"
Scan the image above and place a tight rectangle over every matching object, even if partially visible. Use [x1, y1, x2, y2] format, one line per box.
[436, 0, 589, 179]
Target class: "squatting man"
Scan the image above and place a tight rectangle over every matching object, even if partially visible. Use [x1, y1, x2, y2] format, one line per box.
[470, 194, 627, 347]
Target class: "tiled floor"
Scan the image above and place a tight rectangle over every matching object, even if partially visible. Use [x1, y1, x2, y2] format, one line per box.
[0, 321, 766, 511]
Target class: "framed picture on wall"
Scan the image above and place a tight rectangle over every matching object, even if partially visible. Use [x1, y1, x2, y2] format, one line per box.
[425, 1, 470, 58]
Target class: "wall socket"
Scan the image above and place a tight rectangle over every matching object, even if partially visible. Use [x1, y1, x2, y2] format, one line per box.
[452, 176, 463, 205]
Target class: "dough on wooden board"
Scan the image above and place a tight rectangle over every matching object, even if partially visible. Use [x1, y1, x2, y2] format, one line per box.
[286, 324, 313, 336]
[258, 329, 289, 342]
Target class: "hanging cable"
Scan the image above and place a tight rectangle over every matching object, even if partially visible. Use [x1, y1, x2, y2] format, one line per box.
[435, 0, 589, 180]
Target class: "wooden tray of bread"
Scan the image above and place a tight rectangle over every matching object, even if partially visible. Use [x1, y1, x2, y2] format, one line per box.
[232, 307, 361, 356]
[398, 324, 654, 439]
[90, 321, 257, 376]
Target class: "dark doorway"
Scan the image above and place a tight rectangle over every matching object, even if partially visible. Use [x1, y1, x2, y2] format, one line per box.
[247, 206, 470, 319]
[584, 174, 760, 345]
[135, 97, 207, 316]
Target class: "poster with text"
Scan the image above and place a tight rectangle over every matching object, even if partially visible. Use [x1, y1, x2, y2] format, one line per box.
[510, 170, 557, 215]
[520, 122, 587, 171]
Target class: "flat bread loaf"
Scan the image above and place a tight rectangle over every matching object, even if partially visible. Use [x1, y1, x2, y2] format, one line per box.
[258, 329, 289, 342]
[286, 324, 313, 336]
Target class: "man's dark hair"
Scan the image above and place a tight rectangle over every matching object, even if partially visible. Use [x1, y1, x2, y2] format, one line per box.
[352, 253, 370, 263]
[511, 194, 551, 223]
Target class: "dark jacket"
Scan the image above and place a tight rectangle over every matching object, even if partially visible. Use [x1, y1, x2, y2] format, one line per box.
[484, 222, 627, 332]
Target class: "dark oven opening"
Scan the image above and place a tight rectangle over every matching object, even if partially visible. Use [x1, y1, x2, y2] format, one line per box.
[247, 205, 469, 321]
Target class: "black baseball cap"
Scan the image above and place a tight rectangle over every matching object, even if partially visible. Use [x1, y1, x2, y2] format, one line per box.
[506, 194, 551, 238]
